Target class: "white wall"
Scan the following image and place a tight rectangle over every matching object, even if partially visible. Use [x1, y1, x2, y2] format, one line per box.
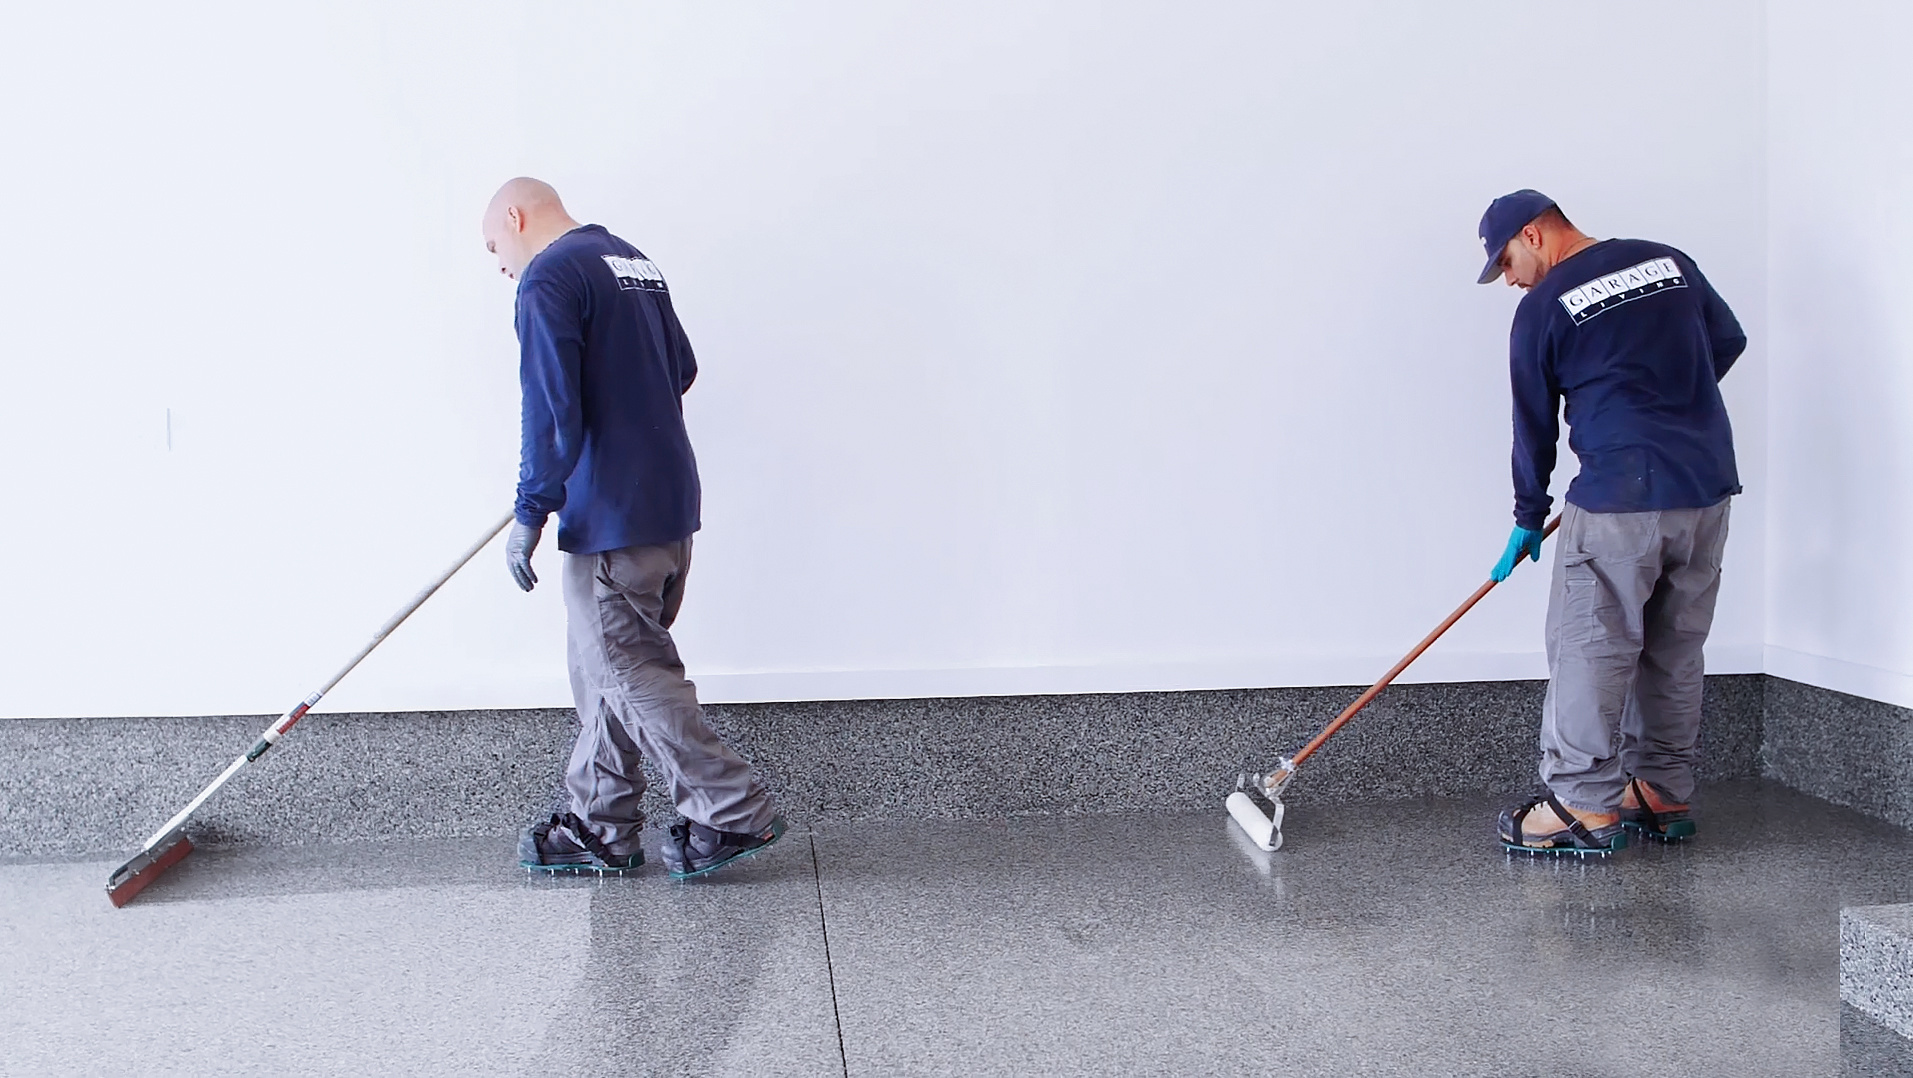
[0, 2, 1768, 718]
[1766, 0, 1913, 708]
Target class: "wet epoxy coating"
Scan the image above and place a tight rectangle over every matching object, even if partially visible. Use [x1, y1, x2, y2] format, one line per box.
[5, 780, 1912, 1076]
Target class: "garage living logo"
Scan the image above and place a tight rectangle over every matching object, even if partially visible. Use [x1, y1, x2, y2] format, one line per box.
[1558, 257, 1685, 324]
[602, 254, 669, 293]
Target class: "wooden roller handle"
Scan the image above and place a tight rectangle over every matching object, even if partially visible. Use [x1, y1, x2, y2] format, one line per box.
[1286, 513, 1563, 770]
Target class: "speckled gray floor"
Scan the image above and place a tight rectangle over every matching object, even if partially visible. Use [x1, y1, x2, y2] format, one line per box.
[2, 834, 838, 1078]
[6, 779, 1912, 1077]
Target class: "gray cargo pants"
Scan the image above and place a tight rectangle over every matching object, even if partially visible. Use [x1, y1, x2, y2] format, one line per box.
[562, 538, 776, 852]
[1540, 499, 1731, 813]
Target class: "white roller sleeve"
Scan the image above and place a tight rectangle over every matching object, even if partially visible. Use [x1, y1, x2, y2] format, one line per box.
[1226, 791, 1284, 852]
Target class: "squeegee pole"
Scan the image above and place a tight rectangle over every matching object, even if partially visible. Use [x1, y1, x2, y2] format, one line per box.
[320, 514, 519, 697]
[1286, 513, 1562, 771]
[137, 757, 252, 850]
[260, 512, 514, 742]
[131, 513, 514, 853]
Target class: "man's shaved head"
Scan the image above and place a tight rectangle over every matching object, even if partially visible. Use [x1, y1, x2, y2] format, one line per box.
[486, 177, 566, 223]
[482, 177, 582, 281]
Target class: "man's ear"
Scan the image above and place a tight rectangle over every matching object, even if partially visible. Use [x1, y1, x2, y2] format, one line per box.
[1520, 222, 1546, 250]
[506, 205, 525, 233]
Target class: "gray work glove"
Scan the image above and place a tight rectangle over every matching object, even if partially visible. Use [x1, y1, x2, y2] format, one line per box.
[506, 521, 542, 592]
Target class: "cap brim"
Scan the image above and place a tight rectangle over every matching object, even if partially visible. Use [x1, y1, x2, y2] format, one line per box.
[1476, 250, 1503, 285]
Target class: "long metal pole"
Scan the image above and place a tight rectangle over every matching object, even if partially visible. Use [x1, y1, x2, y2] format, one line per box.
[133, 513, 514, 851]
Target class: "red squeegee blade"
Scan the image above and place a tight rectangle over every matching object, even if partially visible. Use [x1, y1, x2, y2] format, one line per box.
[105, 833, 195, 908]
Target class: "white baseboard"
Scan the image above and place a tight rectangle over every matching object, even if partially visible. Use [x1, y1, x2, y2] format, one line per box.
[1764, 646, 1913, 710]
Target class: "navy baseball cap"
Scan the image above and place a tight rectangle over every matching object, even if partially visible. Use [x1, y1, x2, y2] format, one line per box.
[1475, 189, 1557, 284]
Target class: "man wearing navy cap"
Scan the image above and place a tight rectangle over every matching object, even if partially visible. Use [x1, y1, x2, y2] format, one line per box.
[1475, 190, 1745, 856]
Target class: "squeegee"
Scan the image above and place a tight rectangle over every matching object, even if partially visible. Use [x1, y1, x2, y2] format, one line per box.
[105, 513, 513, 907]
[1227, 514, 1562, 851]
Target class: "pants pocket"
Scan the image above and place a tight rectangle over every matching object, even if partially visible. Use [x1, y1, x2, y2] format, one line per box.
[1558, 551, 1644, 652]
[1701, 501, 1732, 570]
[1558, 553, 1603, 647]
[1572, 509, 1662, 564]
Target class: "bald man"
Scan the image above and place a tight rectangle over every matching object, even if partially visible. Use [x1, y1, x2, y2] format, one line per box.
[483, 178, 785, 879]
[1475, 190, 1744, 857]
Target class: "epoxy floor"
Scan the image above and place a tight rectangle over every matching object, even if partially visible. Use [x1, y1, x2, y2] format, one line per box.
[6, 779, 1913, 1076]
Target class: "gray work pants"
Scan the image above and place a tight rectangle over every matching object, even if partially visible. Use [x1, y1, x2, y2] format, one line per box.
[1539, 500, 1731, 813]
[562, 539, 775, 852]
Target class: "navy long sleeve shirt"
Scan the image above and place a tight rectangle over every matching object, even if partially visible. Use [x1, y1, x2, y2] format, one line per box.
[514, 225, 701, 554]
[1508, 238, 1745, 531]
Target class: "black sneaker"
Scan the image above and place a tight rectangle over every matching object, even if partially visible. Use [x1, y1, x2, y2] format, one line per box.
[660, 814, 788, 879]
[518, 812, 644, 874]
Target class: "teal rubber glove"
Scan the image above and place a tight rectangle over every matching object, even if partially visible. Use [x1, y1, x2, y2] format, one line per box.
[1491, 525, 1544, 582]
